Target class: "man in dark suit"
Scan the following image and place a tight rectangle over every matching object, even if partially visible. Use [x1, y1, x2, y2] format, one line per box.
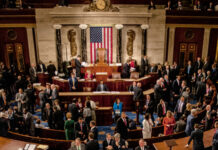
[37, 61, 47, 73]
[194, 57, 203, 73]
[89, 120, 98, 140]
[212, 121, 218, 150]
[135, 139, 149, 150]
[52, 106, 64, 130]
[157, 99, 167, 118]
[211, 64, 218, 84]
[133, 82, 144, 102]
[140, 55, 149, 77]
[75, 55, 82, 78]
[144, 94, 154, 118]
[184, 61, 194, 86]
[42, 103, 53, 129]
[50, 84, 58, 101]
[24, 84, 35, 114]
[128, 81, 137, 92]
[96, 80, 108, 91]
[154, 79, 164, 110]
[103, 133, 114, 150]
[185, 109, 197, 136]
[171, 62, 180, 80]
[23, 108, 35, 136]
[15, 75, 25, 92]
[69, 138, 86, 150]
[196, 77, 206, 103]
[186, 124, 204, 150]
[86, 132, 99, 150]
[202, 58, 211, 72]
[162, 65, 172, 81]
[68, 99, 79, 122]
[149, 63, 157, 73]
[29, 63, 37, 83]
[115, 112, 129, 139]
[68, 73, 78, 92]
[47, 61, 56, 83]
[112, 133, 127, 150]
[122, 60, 130, 78]
[174, 96, 186, 121]
[75, 117, 88, 140]
[0, 113, 9, 137]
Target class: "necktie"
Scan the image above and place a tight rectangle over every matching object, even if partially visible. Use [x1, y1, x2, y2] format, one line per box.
[72, 78, 75, 87]
[123, 118, 127, 126]
[179, 102, 182, 113]
[80, 123, 83, 131]
[77, 146, 80, 150]
[162, 104, 165, 115]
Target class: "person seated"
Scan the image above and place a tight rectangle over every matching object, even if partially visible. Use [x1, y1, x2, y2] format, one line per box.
[112, 133, 127, 150]
[69, 138, 86, 150]
[42, 103, 53, 129]
[128, 81, 137, 92]
[176, 0, 183, 10]
[103, 133, 114, 150]
[113, 98, 123, 121]
[163, 111, 175, 136]
[68, 73, 78, 92]
[129, 58, 137, 72]
[96, 80, 108, 91]
[165, 1, 173, 10]
[135, 139, 149, 150]
[35, 119, 45, 128]
[174, 115, 186, 133]
[195, 0, 202, 11]
[207, 2, 215, 11]
[85, 69, 93, 81]
[148, 0, 156, 10]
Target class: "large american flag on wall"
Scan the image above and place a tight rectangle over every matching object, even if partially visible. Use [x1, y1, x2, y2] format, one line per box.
[90, 27, 113, 64]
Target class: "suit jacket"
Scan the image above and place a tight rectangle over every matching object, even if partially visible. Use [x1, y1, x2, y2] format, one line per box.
[128, 85, 136, 92]
[90, 126, 98, 140]
[144, 99, 154, 114]
[141, 58, 149, 76]
[157, 102, 167, 118]
[69, 143, 86, 150]
[96, 84, 108, 91]
[24, 88, 35, 104]
[154, 84, 163, 103]
[43, 88, 52, 101]
[185, 114, 195, 136]
[172, 79, 181, 95]
[184, 65, 194, 76]
[86, 140, 99, 150]
[15, 93, 26, 112]
[42, 108, 53, 128]
[135, 146, 149, 150]
[75, 59, 82, 78]
[29, 67, 37, 79]
[53, 110, 64, 130]
[212, 130, 218, 150]
[103, 139, 113, 150]
[37, 63, 47, 73]
[116, 117, 129, 139]
[196, 81, 206, 97]
[51, 88, 58, 100]
[163, 69, 172, 80]
[0, 117, 8, 137]
[112, 138, 126, 150]
[23, 112, 35, 136]
[68, 103, 79, 121]
[47, 64, 56, 77]
[75, 121, 88, 139]
[133, 87, 144, 101]
[194, 61, 203, 72]
[174, 100, 186, 114]
[122, 63, 130, 78]
[149, 65, 157, 73]
[69, 77, 78, 91]
[174, 120, 186, 133]
[188, 129, 204, 150]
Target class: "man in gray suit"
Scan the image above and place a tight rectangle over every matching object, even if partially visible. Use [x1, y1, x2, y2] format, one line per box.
[15, 88, 26, 112]
[29, 63, 37, 83]
[69, 138, 86, 150]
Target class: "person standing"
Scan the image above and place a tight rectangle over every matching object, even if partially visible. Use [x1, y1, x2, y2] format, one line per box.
[142, 113, 153, 139]
[75, 55, 82, 78]
[212, 121, 218, 150]
[185, 109, 197, 136]
[29, 63, 37, 83]
[162, 111, 175, 136]
[115, 112, 129, 140]
[89, 120, 98, 140]
[64, 112, 75, 140]
[24, 84, 36, 114]
[141, 55, 149, 77]
[47, 61, 56, 83]
[15, 88, 26, 112]
[68, 73, 78, 92]
[185, 124, 204, 150]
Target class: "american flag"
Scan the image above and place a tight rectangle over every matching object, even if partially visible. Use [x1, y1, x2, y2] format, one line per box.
[90, 27, 113, 64]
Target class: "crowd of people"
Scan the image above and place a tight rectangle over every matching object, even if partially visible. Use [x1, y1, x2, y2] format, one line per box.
[0, 54, 218, 150]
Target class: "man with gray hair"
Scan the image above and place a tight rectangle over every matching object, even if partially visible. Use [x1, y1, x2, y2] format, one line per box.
[112, 133, 127, 150]
[185, 109, 197, 136]
[69, 138, 86, 150]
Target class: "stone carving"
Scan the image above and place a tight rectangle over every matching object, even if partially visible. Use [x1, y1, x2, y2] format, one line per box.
[67, 29, 77, 57]
[126, 30, 135, 56]
[84, 0, 119, 12]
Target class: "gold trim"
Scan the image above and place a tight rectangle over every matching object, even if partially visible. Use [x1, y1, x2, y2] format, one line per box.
[166, 24, 218, 28]
[90, 24, 114, 27]
[0, 24, 36, 28]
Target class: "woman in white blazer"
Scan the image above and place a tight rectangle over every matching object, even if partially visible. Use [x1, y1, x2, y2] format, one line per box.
[142, 113, 153, 139]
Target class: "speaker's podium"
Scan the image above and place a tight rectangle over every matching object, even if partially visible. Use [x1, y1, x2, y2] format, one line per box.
[95, 48, 108, 81]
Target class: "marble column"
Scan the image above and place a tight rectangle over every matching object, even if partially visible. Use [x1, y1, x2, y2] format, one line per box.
[79, 24, 88, 62]
[115, 24, 123, 63]
[167, 27, 175, 65]
[26, 27, 37, 65]
[53, 24, 63, 73]
[141, 24, 149, 56]
[202, 28, 211, 59]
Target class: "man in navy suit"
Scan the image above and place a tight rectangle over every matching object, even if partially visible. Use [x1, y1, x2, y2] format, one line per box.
[89, 120, 98, 140]
[185, 109, 197, 136]
[96, 80, 108, 91]
[103, 133, 114, 150]
[75, 117, 88, 140]
[174, 96, 186, 121]
[86, 132, 99, 150]
[68, 73, 78, 92]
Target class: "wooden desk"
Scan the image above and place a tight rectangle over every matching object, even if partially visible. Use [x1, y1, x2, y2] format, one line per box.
[0, 136, 47, 150]
[81, 65, 121, 77]
[153, 129, 214, 150]
[59, 89, 154, 111]
[53, 75, 157, 92]
[37, 73, 49, 86]
[96, 107, 113, 126]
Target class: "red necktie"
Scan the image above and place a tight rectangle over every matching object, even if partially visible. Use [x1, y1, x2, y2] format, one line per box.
[162, 104, 165, 115]
[123, 119, 127, 126]
[80, 123, 82, 131]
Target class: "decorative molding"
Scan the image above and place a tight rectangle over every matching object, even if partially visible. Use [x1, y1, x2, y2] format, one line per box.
[115, 24, 123, 30]
[79, 24, 88, 29]
[141, 24, 149, 30]
[53, 24, 62, 29]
